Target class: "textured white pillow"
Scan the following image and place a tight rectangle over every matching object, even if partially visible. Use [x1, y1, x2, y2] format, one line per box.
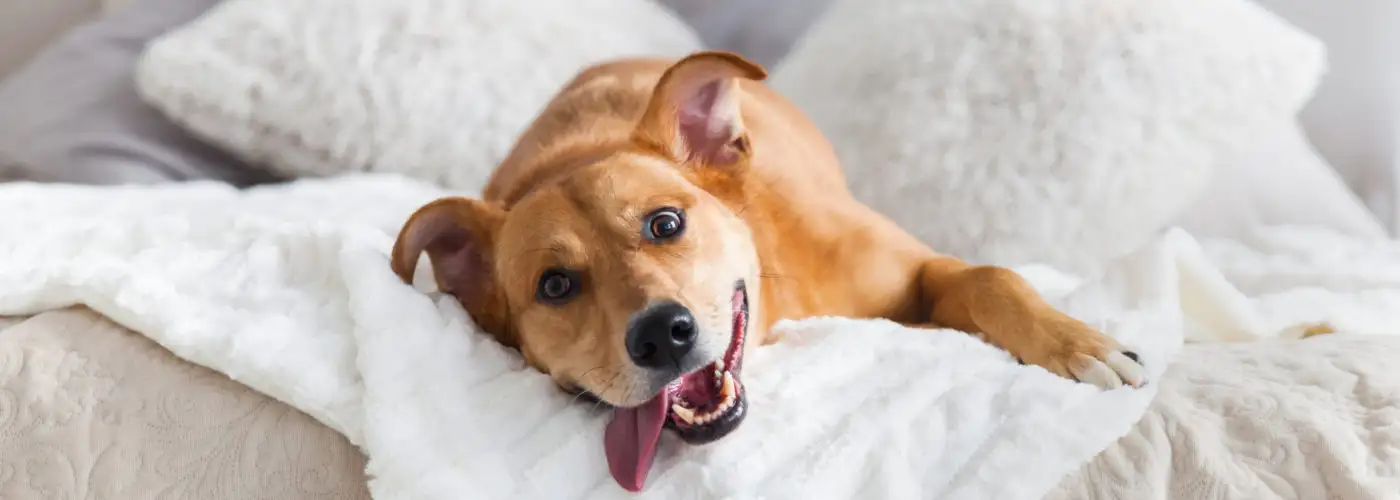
[771, 0, 1325, 275]
[1257, 0, 1400, 235]
[135, 0, 701, 193]
[1177, 119, 1389, 241]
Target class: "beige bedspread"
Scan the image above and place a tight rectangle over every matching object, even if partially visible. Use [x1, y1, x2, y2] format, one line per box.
[0, 307, 370, 499]
[1049, 335, 1400, 499]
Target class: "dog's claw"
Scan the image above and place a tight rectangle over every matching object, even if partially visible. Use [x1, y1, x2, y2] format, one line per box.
[1102, 350, 1147, 388]
[1065, 350, 1146, 390]
[1069, 353, 1124, 389]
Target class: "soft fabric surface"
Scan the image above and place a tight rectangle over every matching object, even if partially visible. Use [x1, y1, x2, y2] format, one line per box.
[0, 175, 1177, 499]
[657, 0, 1400, 240]
[0, 0, 96, 80]
[1256, 0, 1400, 235]
[3, 176, 1397, 498]
[1177, 119, 1388, 241]
[771, 0, 1326, 276]
[1050, 335, 1400, 499]
[134, 0, 700, 193]
[1045, 227, 1400, 498]
[0, 307, 369, 499]
[0, 0, 269, 185]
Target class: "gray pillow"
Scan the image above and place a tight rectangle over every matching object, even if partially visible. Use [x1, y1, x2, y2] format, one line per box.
[0, 0, 275, 185]
[659, 0, 835, 67]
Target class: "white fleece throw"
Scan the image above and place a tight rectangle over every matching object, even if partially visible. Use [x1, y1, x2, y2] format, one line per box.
[0, 175, 1390, 499]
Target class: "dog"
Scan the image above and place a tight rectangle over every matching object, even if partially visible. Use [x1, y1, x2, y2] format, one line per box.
[390, 51, 1146, 492]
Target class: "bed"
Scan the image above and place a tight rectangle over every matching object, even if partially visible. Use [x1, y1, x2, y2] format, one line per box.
[3, 299, 1397, 498]
[1, 177, 1398, 499]
[3, 0, 1400, 498]
[0, 307, 369, 499]
[1051, 336, 1400, 498]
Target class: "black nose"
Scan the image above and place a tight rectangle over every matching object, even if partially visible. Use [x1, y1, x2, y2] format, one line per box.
[626, 301, 698, 368]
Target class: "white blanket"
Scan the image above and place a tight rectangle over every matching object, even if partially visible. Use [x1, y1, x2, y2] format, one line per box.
[0, 176, 1391, 499]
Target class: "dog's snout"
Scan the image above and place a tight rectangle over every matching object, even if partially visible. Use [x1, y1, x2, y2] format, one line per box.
[626, 301, 697, 368]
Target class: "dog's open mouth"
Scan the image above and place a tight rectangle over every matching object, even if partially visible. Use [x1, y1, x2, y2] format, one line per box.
[664, 282, 749, 442]
[604, 281, 750, 492]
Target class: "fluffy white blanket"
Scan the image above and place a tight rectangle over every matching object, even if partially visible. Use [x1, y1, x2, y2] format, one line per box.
[0, 176, 1393, 499]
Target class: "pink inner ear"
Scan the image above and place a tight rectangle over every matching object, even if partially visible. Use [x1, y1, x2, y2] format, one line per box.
[677, 80, 740, 165]
[430, 227, 489, 295]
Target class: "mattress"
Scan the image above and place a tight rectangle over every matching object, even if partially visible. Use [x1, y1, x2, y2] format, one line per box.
[0, 307, 370, 499]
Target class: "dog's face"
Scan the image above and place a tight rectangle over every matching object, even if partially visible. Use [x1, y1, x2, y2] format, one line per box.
[390, 53, 770, 466]
[492, 154, 758, 406]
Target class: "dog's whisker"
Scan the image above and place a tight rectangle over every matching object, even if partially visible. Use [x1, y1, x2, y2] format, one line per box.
[627, 382, 640, 404]
[589, 373, 623, 412]
[567, 366, 607, 406]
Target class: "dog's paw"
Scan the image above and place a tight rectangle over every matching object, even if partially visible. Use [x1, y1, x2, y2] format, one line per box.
[1062, 348, 1146, 390]
[1014, 317, 1147, 390]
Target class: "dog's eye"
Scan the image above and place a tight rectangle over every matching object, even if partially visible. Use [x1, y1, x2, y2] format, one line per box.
[536, 268, 580, 304]
[643, 207, 685, 242]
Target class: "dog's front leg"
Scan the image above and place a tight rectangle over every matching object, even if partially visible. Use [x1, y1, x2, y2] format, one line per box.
[918, 257, 1147, 389]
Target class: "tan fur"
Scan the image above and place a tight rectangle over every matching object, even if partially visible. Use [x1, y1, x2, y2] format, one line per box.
[391, 51, 1144, 406]
[1300, 322, 1337, 339]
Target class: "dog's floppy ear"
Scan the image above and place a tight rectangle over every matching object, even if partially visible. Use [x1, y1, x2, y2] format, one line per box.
[391, 197, 511, 338]
[633, 51, 768, 166]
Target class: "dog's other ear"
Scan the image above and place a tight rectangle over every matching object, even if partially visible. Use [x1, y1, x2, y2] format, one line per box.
[633, 51, 767, 166]
[391, 197, 511, 337]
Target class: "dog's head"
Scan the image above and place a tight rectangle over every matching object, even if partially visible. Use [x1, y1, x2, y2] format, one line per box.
[391, 52, 767, 490]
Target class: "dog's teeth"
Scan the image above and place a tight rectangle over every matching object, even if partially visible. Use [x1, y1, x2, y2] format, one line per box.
[721, 372, 736, 399]
[672, 404, 695, 424]
[716, 359, 725, 371]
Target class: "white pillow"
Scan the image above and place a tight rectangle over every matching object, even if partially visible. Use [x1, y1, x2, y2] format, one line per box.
[1177, 119, 1389, 241]
[771, 0, 1326, 275]
[135, 0, 701, 193]
[1253, 0, 1400, 235]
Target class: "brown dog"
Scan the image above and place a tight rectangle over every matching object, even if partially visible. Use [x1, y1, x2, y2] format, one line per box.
[391, 51, 1146, 491]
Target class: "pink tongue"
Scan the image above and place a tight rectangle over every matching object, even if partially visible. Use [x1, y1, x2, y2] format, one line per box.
[604, 390, 669, 492]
